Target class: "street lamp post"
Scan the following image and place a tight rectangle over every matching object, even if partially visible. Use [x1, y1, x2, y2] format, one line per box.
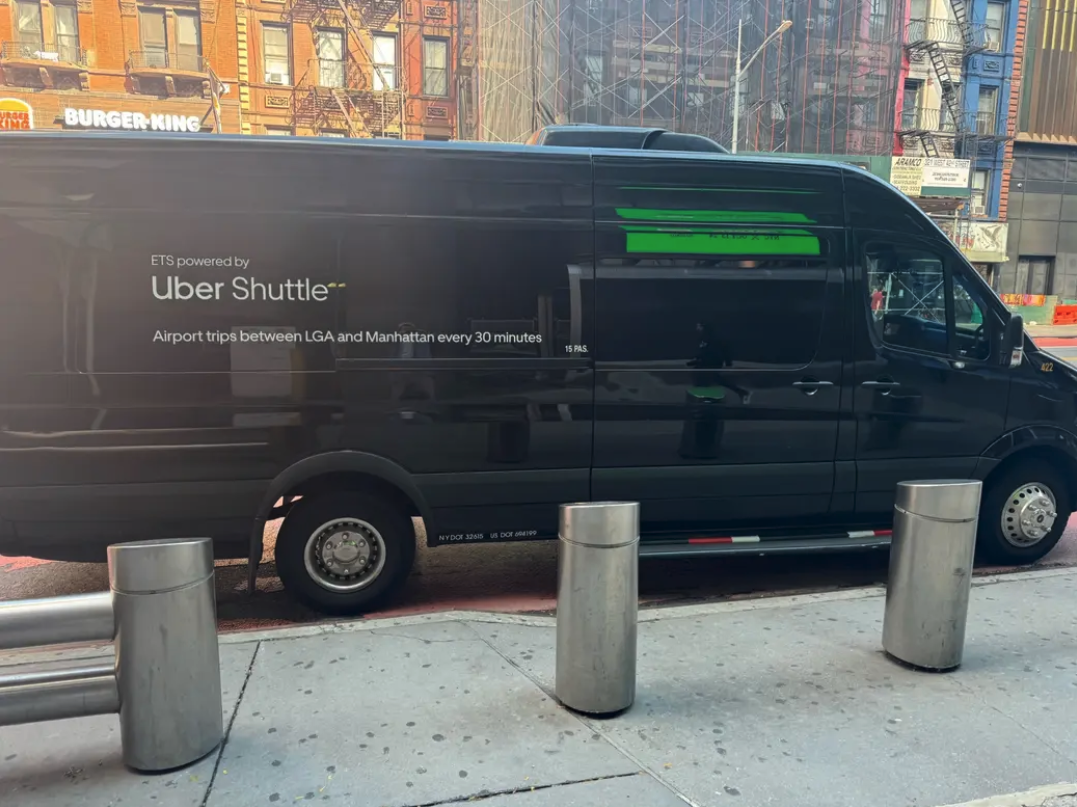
[731, 18, 792, 154]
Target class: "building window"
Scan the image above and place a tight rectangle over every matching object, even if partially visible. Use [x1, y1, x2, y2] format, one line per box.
[174, 10, 201, 71]
[315, 29, 344, 88]
[971, 169, 990, 215]
[372, 34, 396, 91]
[423, 37, 449, 97]
[985, 2, 1006, 51]
[262, 24, 290, 85]
[901, 80, 923, 129]
[868, 0, 888, 39]
[53, 2, 80, 63]
[138, 8, 168, 67]
[977, 86, 998, 135]
[14, 0, 44, 49]
[423, 134, 450, 141]
[264, 127, 291, 136]
[319, 130, 346, 138]
[1017, 257, 1054, 296]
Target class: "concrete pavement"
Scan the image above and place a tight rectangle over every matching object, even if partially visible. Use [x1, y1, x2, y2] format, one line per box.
[3, 567, 1077, 807]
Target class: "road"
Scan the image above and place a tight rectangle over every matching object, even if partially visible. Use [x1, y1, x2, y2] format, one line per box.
[4, 515, 1077, 632]
[1042, 344, 1077, 364]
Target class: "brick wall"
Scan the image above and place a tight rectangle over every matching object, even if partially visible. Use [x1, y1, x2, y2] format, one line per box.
[1, 0, 455, 138]
[999, 0, 1029, 222]
[0, 0, 241, 130]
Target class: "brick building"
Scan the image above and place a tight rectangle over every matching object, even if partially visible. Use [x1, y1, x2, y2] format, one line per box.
[0, 0, 459, 138]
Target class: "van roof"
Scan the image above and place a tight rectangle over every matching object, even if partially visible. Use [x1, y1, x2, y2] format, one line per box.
[1, 129, 876, 177]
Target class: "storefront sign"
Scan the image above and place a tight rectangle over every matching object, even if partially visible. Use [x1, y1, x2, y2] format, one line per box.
[889, 156, 971, 198]
[1001, 293, 1045, 307]
[63, 108, 204, 133]
[889, 156, 924, 196]
[921, 157, 971, 194]
[0, 98, 34, 131]
[939, 219, 1009, 263]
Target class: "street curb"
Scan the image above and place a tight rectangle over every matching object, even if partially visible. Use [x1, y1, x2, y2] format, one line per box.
[2, 566, 1074, 665]
[211, 564, 1077, 646]
[935, 783, 1077, 807]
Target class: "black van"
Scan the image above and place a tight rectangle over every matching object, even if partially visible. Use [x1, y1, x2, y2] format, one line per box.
[0, 132, 1065, 615]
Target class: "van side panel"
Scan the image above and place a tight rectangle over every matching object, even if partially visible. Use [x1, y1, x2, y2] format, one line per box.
[0, 138, 595, 560]
[0, 140, 357, 558]
[333, 146, 595, 544]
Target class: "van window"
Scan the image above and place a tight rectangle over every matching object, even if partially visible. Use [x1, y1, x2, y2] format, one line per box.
[845, 172, 935, 235]
[596, 253, 832, 370]
[340, 219, 593, 361]
[74, 213, 344, 376]
[594, 157, 845, 229]
[864, 240, 989, 360]
[0, 213, 75, 378]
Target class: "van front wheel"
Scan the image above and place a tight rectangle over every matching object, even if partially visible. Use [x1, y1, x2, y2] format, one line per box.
[978, 461, 1071, 565]
[275, 492, 416, 615]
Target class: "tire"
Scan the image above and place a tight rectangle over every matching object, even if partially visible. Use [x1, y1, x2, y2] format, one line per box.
[977, 460, 1071, 565]
[274, 491, 416, 615]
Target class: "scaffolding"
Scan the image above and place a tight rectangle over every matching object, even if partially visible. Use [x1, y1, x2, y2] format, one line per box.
[467, 0, 906, 156]
[287, 0, 406, 138]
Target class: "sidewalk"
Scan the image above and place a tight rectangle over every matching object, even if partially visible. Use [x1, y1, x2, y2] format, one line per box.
[1027, 323, 1077, 340]
[3, 569, 1077, 807]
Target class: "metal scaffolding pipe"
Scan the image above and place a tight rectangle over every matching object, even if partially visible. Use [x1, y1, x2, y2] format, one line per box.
[0, 592, 113, 651]
[0, 675, 119, 726]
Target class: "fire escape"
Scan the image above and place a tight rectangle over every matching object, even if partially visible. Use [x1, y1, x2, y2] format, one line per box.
[900, 1, 987, 158]
[288, 0, 405, 138]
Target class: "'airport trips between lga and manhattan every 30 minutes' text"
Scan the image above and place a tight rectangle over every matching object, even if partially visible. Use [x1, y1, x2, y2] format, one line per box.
[152, 330, 547, 346]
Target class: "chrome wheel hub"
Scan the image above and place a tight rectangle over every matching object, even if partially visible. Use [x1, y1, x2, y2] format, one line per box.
[303, 518, 387, 593]
[1001, 483, 1058, 548]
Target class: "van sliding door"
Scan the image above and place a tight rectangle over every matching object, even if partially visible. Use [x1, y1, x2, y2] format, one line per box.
[590, 154, 845, 537]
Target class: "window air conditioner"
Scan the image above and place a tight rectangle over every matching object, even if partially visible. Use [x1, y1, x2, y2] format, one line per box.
[972, 203, 986, 216]
[266, 72, 286, 85]
[985, 40, 1001, 52]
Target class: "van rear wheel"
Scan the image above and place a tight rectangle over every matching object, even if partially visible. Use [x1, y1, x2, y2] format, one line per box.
[275, 491, 415, 615]
[978, 461, 1070, 566]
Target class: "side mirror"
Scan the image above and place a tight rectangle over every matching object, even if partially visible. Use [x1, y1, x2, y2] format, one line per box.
[1001, 314, 1024, 368]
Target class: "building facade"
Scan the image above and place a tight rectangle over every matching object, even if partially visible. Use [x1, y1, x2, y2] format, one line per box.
[0, 0, 242, 133]
[465, 0, 905, 156]
[0, 0, 459, 138]
[893, 0, 1021, 274]
[1000, 0, 1077, 298]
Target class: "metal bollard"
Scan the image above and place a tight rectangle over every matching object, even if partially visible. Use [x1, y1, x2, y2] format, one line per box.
[882, 480, 982, 672]
[109, 537, 223, 772]
[555, 501, 639, 716]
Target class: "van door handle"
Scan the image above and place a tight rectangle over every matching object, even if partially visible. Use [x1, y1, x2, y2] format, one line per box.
[792, 379, 834, 396]
[862, 379, 901, 396]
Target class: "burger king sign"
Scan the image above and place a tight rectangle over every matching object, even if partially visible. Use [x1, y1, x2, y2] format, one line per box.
[0, 98, 33, 131]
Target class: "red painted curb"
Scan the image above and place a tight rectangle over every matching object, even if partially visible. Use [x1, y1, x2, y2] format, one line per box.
[1033, 337, 1077, 347]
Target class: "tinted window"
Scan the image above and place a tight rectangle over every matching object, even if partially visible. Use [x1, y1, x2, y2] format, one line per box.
[594, 155, 845, 228]
[0, 140, 591, 220]
[71, 213, 343, 375]
[864, 241, 988, 360]
[340, 219, 593, 361]
[845, 172, 935, 235]
[648, 132, 727, 153]
[596, 257, 829, 370]
[0, 212, 74, 377]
